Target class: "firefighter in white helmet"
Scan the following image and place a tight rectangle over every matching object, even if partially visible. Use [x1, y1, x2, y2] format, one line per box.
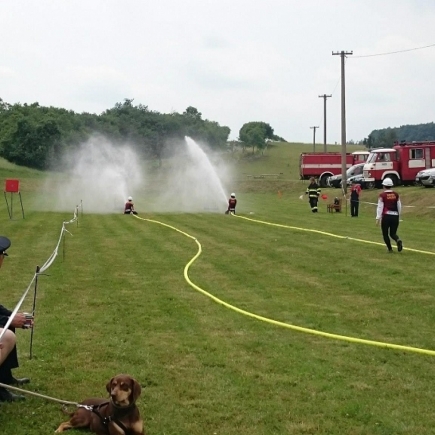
[375, 178, 403, 253]
[124, 196, 138, 215]
[226, 193, 237, 215]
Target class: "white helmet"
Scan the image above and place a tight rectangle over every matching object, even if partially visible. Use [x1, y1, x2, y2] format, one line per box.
[382, 178, 394, 187]
[128, 196, 133, 200]
[230, 193, 236, 198]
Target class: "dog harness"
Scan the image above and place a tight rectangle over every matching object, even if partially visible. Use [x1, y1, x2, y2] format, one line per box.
[91, 402, 130, 434]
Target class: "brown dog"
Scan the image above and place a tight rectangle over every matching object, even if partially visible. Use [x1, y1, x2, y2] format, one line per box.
[55, 374, 145, 435]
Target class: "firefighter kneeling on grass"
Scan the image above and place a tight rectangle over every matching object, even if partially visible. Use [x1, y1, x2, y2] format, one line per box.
[306, 177, 321, 213]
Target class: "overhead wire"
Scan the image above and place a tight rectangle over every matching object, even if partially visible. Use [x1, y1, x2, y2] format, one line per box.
[352, 43, 435, 58]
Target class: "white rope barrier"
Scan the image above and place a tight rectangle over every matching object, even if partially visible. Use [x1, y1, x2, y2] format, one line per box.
[344, 197, 435, 208]
[0, 205, 80, 342]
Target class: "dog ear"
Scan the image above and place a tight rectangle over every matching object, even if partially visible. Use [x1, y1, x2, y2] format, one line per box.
[106, 377, 114, 394]
[130, 378, 142, 402]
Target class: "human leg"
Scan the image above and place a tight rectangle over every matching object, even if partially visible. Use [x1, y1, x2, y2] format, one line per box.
[0, 328, 16, 366]
[309, 197, 318, 213]
[350, 199, 358, 216]
[389, 216, 403, 251]
[354, 200, 359, 217]
[389, 217, 399, 242]
[0, 329, 25, 402]
[381, 217, 393, 251]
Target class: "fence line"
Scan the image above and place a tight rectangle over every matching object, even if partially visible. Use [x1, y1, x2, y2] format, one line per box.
[0, 205, 80, 342]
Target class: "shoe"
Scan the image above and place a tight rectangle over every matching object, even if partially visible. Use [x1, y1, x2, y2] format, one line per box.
[0, 387, 26, 402]
[7, 377, 30, 386]
[397, 239, 403, 252]
[388, 249, 394, 253]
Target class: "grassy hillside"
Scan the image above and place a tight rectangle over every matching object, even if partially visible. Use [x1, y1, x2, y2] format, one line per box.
[231, 142, 368, 180]
[1, 145, 435, 434]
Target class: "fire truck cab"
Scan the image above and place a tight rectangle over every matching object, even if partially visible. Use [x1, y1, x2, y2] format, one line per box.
[352, 151, 370, 164]
[363, 141, 435, 188]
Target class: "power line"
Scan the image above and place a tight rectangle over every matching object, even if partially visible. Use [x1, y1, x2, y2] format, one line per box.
[352, 43, 435, 58]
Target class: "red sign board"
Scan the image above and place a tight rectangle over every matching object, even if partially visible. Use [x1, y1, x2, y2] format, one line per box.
[5, 179, 20, 193]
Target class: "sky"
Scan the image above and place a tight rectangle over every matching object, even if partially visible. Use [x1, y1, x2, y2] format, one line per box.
[1, 0, 435, 144]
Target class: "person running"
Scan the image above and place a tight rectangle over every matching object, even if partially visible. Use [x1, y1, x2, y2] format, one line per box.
[226, 193, 237, 215]
[305, 177, 321, 213]
[124, 196, 138, 215]
[376, 178, 403, 253]
[350, 180, 362, 217]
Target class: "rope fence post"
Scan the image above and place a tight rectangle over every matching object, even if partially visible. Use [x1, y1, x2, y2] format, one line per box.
[29, 265, 40, 360]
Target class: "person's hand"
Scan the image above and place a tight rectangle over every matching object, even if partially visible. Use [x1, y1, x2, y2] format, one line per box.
[11, 312, 27, 328]
[376, 219, 380, 226]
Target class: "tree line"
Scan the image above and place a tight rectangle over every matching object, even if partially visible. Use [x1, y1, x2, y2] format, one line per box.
[364, 122, 435, 149]
[0, 99, 231, 170]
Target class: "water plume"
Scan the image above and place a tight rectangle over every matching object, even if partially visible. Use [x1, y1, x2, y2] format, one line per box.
[43, 135, 144, 213]
[150, 136, 231, 213]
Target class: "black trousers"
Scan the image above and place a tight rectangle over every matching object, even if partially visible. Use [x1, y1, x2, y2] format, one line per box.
[350, 197, 359, 216]
[309, 197, 318, 212]
[381, 214, 400, 250]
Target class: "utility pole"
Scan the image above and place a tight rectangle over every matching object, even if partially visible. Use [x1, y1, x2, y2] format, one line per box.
[332, 50, 352, 193]
[310, 126, 319, 152]
[318, 94, 332, 152]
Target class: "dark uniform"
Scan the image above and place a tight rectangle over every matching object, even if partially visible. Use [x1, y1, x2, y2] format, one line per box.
[350, 183, 362, 217]
[306, 181, 321, 213]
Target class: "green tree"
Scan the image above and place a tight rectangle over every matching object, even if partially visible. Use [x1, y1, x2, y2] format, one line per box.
[239, 121, 277, 153]
[0, 99, 231, 169]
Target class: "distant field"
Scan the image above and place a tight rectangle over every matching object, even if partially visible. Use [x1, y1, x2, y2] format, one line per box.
[1, 144, 435, 434]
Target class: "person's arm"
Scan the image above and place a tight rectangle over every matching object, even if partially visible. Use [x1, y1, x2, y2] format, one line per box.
[397, 198, 402, 216]
[376, 196, 384, 222]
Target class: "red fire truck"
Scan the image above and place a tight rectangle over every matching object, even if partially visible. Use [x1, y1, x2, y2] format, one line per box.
[299, 151, 369, 187]
[363, 141, 435, 188]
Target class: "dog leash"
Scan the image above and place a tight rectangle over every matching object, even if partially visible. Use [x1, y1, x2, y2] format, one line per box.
[0, 382, 92, 410]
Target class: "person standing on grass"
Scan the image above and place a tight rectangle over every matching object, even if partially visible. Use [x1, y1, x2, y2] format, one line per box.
[376, 178, 403, 253]
[0, 236, 30, 403]
[350, 180, 362, 217]
[306, 177, 320, 213]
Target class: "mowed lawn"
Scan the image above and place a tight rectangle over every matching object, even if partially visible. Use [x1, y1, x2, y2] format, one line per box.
[1, 146, 435, 434]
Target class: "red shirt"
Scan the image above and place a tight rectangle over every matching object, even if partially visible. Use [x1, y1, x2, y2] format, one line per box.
[379, 191, 399, 216]
[228, 198, 237, 210]
[125, 201, 134, 212]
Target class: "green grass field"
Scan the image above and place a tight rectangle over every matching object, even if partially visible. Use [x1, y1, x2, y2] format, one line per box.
[1, 143, 435, 434]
